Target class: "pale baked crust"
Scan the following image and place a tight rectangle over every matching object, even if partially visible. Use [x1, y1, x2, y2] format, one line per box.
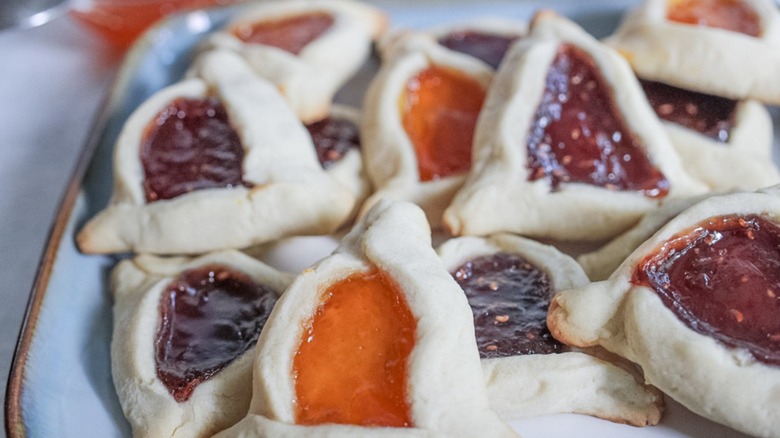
[661, 99, 780, 190]
[76, 51, 354, 255]
[548, 187, 780, 437]
[604, 0, 780, 103]
[436, 234, 663, 425]
[110, 250, 294, 438]
[578, 194, 713, 281]
[202, 0, 388, 123]
[443, 11, 706, 241]
[361, 35, 493, 228]
[218, 200, 517, 437]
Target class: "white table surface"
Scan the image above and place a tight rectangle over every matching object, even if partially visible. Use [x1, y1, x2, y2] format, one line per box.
[0, 14, 118, 433]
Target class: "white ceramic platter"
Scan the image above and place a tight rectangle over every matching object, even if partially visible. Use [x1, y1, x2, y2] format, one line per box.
[7, 1, 774, 437]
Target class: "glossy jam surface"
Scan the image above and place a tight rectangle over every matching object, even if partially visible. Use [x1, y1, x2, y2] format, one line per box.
[231, 12, 333, 54]
[141, 96, 248, 202]
[438, 30, 520, 69]
[294, 270, 415, 427]
[305, 116, 361, 169]
[633, 214, 780, 366]
[667, 0, 761, 36]
[156, 265, 278, 402]
[402, 66, 485, 181]
[527, 45, 669, 198]
[640, 79, 737, 142]
[453, 252, 564, 358]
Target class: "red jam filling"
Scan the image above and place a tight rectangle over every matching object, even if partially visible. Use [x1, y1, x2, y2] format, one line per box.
[437, 30, 520, 69]
[633, 214, 780, 366]
[155, 265, 278, 402]
[527, 45, 669, 198]
[453, 252, 565, 358]
[640, 79, 737, 142]
[293, 270, 415, 427]
[231, 12, 334, 55]
[402, 66, 486, 181]
[305, 115, 361, 169]
[667, 0, 761, 37]
[141, 96, 248, 202]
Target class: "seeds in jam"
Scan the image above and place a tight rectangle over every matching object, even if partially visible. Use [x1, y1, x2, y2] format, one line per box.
[141, 96, 248, 202]
[437, 30, 520, 69]
[640, 79, 737, 142]
[633, 214, 780, 366]
[156, 265, 278, 402]
[667, 0, 761, 37]
[305, 116, 361, 169]
[293, 270, 415, 427]
[452, 252, 565, 359]
[231, 12, 334, 55]
[401, 66, 486, 181]
[526, 44, 669, 198]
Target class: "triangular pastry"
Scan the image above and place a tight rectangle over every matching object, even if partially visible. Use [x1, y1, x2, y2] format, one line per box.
[444, 11, 706, 241]
[202, 0, 387, 123]
[437, 234, 663, 425]
[638, 79, 780, 190]
[77, 51, 354, 255]
[361, 35, 493, 227]
[548, 187, 780, 437]
[110, 250, 293, 437]
[605, 0, 780, 103]
[217, 200, 517, 437]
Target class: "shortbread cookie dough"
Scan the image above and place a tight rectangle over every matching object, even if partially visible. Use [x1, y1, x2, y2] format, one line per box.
[549, 187, 780, 437]
[438, 234, 663, 425]
[111, 250, 293, 438]
[444, 11, 705, 241]
[639, 79, 779, 190]
[605, 0, 780, 103]
[361, 35, 493, 227]
[202, 0, 387, 123]
[217, 200, 517, 437]
[77, 51, 354, 255]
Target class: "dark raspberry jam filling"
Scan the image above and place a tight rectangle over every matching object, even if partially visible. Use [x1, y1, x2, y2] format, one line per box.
[231, 12, 334, 55]
[156, 265, 278, 402]
[633, 214, 780, 366]
[141, 96, 249, 202]
[640, 79, 737, 142]
[305, 116, 361, 169]
[453, 252, 565, 359]
[438, 30, 520, 70]
[527, 44, 669, 198]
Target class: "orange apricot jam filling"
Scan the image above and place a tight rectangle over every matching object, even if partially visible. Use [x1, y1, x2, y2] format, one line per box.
[667, 0, 761, 36]
[293, 269, 416, 427]
[401, 66, 486, 182]
[231, 12, 334, 55]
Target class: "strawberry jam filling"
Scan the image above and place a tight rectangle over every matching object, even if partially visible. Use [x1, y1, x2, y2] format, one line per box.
[640, 79, 737, 142]
[305, 115, 361, 169]
[438, 30, 520, 69]
[633, 214, 780, 366]
[453, 252, 565, 359]
[231, 12, 334, 54]
[402, 66, 486, 181]
[667, 0, 761, 37]
[141, 96, 248, 202]
[156, 265, 278, 402]
[527, 44, 669, 198]
[293, 270, 416, 427]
